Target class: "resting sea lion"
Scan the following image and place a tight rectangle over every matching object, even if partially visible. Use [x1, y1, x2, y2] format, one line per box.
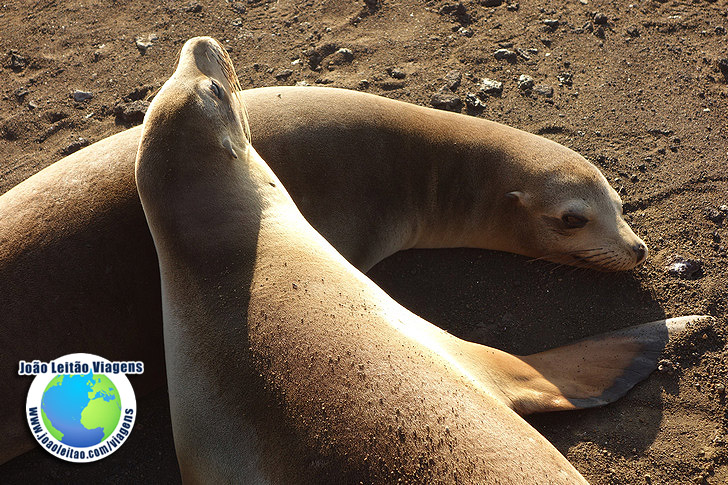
[2, 74, 646, 463]
[136, 36, 699, 484]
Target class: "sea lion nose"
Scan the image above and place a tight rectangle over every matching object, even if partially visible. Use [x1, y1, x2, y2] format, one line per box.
[633, 242, 648, 264]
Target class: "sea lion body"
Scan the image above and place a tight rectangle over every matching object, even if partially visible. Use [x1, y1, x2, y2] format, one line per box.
[136, 37, 698, 483]
[3, 86, 645, 462]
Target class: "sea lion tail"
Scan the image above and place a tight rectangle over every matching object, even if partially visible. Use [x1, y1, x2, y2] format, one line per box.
[453, 315, 713, 415]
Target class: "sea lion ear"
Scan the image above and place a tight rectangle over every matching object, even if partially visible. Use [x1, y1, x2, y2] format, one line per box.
[221, 136, 238, 159]
[505, 191, 530, 206]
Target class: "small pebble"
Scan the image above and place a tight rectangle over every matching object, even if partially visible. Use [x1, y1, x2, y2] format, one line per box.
[430, 88, 463, 112]
[533, 84, 553, 97]
[479, 78, 503, 95]
[494, 49, 517, 61]
[185, 1, 202, 13]
[464, 93, 486, 110]
[388, 67, 406, 79]
[506, 2, 519, 11]
[72, 90, 93, 102]
[445, 70, 462, 90]
[706, 208, 726, 224]
[274, 69, 293, 80]
[718, 59, 728, 83]
[557, 72, 573, 85]
[543, 19, 559, 30]
[666, 256, 702, 279]
[517, 74, 534, 90]
[594, 12, 608, 25]
[627, 26, 640, 37]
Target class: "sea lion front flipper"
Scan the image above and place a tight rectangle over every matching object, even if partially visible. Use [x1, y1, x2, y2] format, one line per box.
[452, 315, 713, 415]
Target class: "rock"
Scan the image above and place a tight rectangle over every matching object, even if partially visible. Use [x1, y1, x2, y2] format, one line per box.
[14, 87, 28, 102]
[627, 26, 640, 37]
[388, 67, 406, 79]
[465, 93, 486, 110]
[328, 48, 354, 65]
[185, 2, 202, 13]
[303, 43, 338, 69]
[494, 48, 517, 61]
[295, 81, 310, 87]
[594, 12, 608, 24]
[478, 78, 503, 95]
[457, 27, 474, 37]
[430, 88, 462, 112]
[135, 38, 154, 55]
[718, 59, 728, 83]
[113, 100, 149, 125]
[706, 208, 726, 224]
[543, 19, 559, 30]
[445, 70, 462, 90]
[480, 0, 502, 6]
[7, 50, 27, 71]
[61, 137, 90, 156]
[516, 48, 531, 60]
[557, 72, 573, 86]
[72, 90, 93, 102]
[506, 2, 519, 11]
[533, 84, 553, 97]
[517, 74, 534, 90]
[230, 2, 246, 14]
[657, 359, 674, 373]
[666, 256, 703, 279]
[594, 25, 605, 38]
[274, 69, 294, 80]
[358, 79, 370, 89]
[716, 26, 726, 35]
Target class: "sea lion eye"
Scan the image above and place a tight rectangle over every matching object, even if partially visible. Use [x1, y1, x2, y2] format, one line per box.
[562, 213, 588, 229]
[210, 80, 223, 99]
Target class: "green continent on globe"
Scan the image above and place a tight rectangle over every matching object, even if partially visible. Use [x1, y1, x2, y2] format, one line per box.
[41, 373, 122, 446]
[80, 375, 122, 441]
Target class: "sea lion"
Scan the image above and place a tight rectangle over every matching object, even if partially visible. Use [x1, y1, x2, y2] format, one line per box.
[1, 79, 646, 463]
[136, 36, 702, 483]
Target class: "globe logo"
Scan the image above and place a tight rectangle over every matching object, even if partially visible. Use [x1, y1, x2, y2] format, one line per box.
[21, 353, 141, 463]
[41, 372, 122, 448]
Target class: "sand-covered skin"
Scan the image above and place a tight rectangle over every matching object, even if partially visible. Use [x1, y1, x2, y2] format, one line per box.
[1, 0, 726, 483]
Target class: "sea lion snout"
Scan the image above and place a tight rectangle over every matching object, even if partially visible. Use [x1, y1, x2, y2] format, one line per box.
[632, 241, 648, 265]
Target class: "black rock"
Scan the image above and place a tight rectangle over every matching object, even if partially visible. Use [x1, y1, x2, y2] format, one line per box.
[445, 70, 462, 90]
[494, 49, 517, 62]
[517, 74, 534, 90]
[480, 0, 503, 6]
[594, 12, 608, 25]
[465, 93, 486, 110]
[543, 19, 559, 30]
[274, 69, 294, 80]
[430, 89, 463, 112]
[557, 72, 573, 86]
[706, 208, 726, 225]
[185, 2, 202, 13]
[72, 90, 93, 102]
[388, 67, 406, 79]
[61, 138, 91, 156]
[718, 58, 728, 83]
[533, 84, 553, 97]
[479, 78, 503, 95]
[666, 256, 703, 279]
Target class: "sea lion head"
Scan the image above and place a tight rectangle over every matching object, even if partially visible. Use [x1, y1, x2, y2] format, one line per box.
[504, 149, 647, 271]
[140, 36, 250, 168]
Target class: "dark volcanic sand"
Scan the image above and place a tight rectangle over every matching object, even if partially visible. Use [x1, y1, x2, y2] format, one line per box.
[1, 0, 727, 483]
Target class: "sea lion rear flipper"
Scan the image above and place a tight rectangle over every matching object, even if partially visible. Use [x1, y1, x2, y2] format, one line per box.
[455, 315, 712, 415]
